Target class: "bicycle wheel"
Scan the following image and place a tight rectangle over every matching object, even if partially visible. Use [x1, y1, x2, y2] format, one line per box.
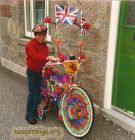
[61, 87, 94, 137]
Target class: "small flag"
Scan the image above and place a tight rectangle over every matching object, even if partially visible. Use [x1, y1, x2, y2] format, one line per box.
[80, 15, 90, 35]
[80, 15, 87, 35]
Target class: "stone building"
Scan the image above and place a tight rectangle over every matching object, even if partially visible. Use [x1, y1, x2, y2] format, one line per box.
[0, 0, 135, 134]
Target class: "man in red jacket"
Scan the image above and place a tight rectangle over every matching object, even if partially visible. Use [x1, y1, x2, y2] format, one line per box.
[25, 25, 48, 124]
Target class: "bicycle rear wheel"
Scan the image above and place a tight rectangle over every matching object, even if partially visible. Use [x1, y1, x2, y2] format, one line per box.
[61, 87, 94, 137]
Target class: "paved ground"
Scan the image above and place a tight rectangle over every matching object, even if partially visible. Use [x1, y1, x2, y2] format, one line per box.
[0, 65, 135, 140]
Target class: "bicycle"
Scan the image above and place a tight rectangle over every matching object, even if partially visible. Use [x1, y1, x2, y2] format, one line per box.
[37, 55, 94, 137]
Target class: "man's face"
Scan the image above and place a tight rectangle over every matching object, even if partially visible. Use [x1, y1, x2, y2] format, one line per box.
[35, 33, 46, 43]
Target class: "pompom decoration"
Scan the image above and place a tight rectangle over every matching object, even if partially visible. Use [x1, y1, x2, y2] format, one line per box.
[80, 54, 85, 59]
[58, 53, 66, 60]
[84, 23, 90, 30]
[50, 80, 55, 86]
[63, 75, 70, 83]
[44, 68, 53, 75]
[44, 16, 56, 24]
[55, 86, 62, 94]
[44, 16, 52, 23]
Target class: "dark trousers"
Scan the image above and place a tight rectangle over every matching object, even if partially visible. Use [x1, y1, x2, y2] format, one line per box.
[26, 69, 42, 119]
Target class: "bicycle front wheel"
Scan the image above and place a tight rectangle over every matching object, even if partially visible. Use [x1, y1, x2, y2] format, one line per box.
[61, 87, 94, 137]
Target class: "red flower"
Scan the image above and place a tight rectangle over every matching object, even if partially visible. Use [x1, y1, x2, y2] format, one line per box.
[44, 16, 52, 23]
[84, 23, 90, 30]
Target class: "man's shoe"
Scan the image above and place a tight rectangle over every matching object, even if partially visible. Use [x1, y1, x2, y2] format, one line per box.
[26, 116, 37, 125]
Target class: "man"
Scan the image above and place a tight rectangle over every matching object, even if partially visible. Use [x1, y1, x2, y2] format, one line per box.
[25, 25, 48, 124]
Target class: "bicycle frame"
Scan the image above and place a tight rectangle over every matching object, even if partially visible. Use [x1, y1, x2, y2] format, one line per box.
[40, 59, 81, 106]
[38, 58, 94, 137]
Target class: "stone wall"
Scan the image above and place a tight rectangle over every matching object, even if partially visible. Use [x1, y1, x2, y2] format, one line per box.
[49, 0, 111, 106]
[0, 0, 112, 106]
[0, 0, 25, 67]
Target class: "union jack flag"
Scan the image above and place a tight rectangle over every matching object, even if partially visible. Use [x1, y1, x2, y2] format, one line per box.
[80, 15, 87, 35]
[55, 5, 78, 25]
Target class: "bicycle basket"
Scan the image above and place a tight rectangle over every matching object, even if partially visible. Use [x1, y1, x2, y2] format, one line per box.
[63, 60, 80, 75]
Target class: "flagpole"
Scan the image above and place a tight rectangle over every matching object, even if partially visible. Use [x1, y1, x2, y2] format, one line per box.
[80, 10, 83, 56]
[55, 5, 60, 56]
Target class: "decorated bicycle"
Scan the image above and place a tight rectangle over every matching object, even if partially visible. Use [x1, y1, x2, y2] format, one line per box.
[37, 4, 94, 137]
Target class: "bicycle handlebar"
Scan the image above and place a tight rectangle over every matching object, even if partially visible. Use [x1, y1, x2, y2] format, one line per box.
[46, 56, 84, 65]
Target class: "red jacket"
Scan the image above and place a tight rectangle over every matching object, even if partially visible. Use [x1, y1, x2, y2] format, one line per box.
[25, 38, 48, 72]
